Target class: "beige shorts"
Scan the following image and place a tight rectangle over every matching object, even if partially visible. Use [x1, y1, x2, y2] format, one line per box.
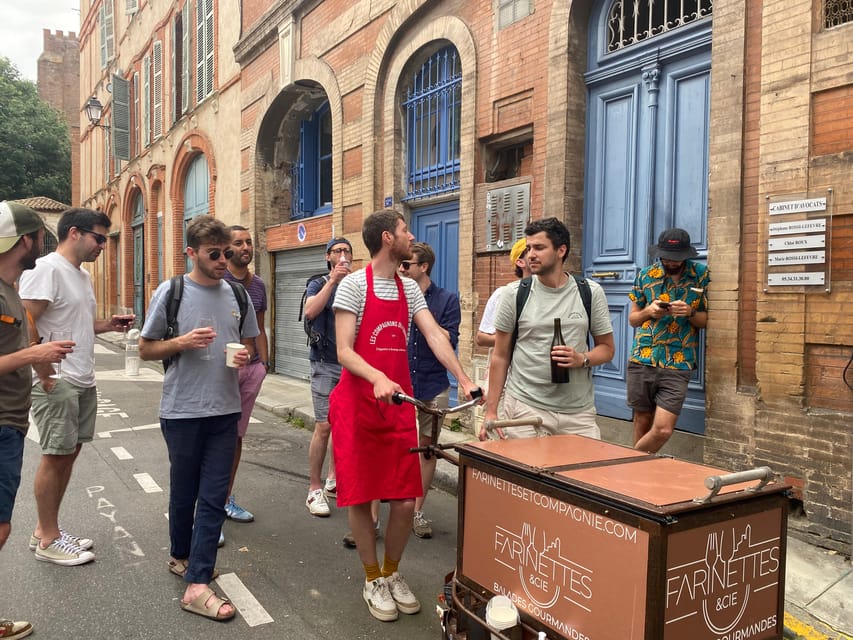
[30, 379, 98, 455]
[416, 389, 450, 439]
[501, 394, 600, 440]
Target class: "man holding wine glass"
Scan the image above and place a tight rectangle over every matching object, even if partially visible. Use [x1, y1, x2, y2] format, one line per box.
[139, 215, 259, 621]
[480, 217, 615, 440]
[19, 208, 132, 567]
[0, 201, 76, 639]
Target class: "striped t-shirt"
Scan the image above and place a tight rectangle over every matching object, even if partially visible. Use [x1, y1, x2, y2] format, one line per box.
[332, 268, 427, 335]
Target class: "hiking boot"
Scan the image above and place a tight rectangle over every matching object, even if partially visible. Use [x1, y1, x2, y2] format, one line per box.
[386, 572, 421, 614]
[225, 495, 254, 522]
[28, 529, 94, 551]
[362, 577, 398, 621]
[0, 618, 33, 639]
[413, 511, 432, 539]
[323, 478, 337, 500]
[34, 537, 95, 566]
[306, 488, 330, 517]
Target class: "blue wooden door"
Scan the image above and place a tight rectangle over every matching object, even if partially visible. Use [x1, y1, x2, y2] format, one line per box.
[412, 201, 460, 400]
[583, 12, 711, 434]
[133, 226, 144, 320]
[183, 154, 209, 270]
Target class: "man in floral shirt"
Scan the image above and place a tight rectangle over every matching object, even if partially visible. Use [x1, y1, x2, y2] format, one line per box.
[627, 228, 710, 453]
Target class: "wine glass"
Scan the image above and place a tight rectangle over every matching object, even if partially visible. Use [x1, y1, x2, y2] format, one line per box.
[198, 316, 214, 360]
[48, 331, 72, 379]
[114, 305, 135, 336]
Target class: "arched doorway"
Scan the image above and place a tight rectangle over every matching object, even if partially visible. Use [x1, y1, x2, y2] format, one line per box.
[131, 191, 145, 320]
[183, 154, 209, 269]
[583, 0, 712, 433]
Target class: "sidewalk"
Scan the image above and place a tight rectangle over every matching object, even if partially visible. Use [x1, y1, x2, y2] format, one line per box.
[255, 371, 853, 640]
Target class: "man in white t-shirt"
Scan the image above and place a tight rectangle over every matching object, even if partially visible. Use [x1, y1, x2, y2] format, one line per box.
[20, 208, 132, 567]
[480, 217, 615, 440]
[476, 237, 531, 348]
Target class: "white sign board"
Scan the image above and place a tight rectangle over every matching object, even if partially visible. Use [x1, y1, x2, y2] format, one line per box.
[767, 272, 825, 286]
[768, 235, 825, 251]
[768, 219, 826, 236]
[768, 198, 827, 215]
[767, 251, 825, 266]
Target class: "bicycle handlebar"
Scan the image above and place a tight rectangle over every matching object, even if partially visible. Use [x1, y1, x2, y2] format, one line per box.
[392, 387, 483, 415]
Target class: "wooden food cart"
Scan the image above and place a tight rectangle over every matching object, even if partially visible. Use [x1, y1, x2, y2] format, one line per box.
[445, 435, 789, 640]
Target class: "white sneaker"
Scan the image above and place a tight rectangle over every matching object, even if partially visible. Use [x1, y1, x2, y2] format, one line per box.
[34, 537, 95, 566]
[362, 577, 398, 621]
[323, 478, 337, 500]
[386, 571, 421, 614]
[306, 488, 330, 517]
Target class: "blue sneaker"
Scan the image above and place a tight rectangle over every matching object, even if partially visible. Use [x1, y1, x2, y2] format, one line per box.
[225, 495, 254, 522]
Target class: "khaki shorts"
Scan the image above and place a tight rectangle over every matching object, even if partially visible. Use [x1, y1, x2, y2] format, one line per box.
[30, 379, 98, 455]
[501, 394, 600, 440]
[416, 389, 450, 439]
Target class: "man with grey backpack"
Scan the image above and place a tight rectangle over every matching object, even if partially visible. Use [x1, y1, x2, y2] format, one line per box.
[480, 217, 615, 440]
[302, 238, 353, 517]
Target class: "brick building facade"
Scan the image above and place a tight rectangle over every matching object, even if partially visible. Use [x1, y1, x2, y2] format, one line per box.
[79, 0, 853, 548]
[37, 29, 80, 207]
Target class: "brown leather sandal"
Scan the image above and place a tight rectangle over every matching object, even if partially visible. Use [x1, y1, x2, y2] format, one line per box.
[168, 558, 220, 580]
[180, 587, 235, 621]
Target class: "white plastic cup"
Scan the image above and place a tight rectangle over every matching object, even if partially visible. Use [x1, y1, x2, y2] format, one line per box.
[225, 342, 244, 367]
[485, 595, 519, 640]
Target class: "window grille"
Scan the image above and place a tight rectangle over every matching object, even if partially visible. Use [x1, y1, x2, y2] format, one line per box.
[825, 0, 853, 28]
[606, 0, 712, 52]
[403, 46, 462, 201]
[291, 103, 333, 220]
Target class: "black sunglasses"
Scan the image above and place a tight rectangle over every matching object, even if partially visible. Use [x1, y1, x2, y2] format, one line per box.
[77, 227, 107, 245]
[400, 260, 424, 270]
[206, 248, 235, 261]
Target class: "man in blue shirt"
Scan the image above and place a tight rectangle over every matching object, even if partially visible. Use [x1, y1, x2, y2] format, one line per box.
[399, 242, 460, 538]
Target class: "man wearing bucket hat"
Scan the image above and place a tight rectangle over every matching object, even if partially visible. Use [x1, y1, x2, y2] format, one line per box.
[627, 228, 710, 453]
[0, 201, 72, 640]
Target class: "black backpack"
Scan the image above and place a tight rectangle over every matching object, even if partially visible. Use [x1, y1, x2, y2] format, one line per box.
[162, 275, 250, 371]
[511, 274, 592, 354]
[297, 273, 330, 347]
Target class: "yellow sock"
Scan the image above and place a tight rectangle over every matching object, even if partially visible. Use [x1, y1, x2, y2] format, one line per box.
[381, 554, 400, 577]
[363, 562, 382, 582]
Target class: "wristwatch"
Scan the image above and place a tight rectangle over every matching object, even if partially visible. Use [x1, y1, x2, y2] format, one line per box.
[582, 354, 590, 368]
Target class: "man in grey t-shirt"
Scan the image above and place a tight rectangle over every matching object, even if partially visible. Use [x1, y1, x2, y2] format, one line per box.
[140, 215, 259, 622]
[481, 217, 615, 440]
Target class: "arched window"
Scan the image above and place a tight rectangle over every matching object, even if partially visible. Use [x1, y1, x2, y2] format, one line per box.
[183, 154, 209, 267]
[606, 0, 713, 52]
[403, 46, 462, 201]
[291, 102, 332, 219]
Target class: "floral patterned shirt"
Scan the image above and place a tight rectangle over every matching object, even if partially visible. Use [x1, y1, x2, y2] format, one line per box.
[628, 260, 710, 370]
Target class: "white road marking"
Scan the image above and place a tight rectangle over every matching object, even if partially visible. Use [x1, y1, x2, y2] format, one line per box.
[133, 472, 162, 493]
[216, 572, 274, 627]
[95, 368, 164, 382]
[98, 422, 161, 438]
[110, 446, 133, 460]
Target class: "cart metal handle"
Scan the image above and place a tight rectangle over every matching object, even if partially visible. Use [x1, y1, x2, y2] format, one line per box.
[391, 388, 483, 415]
[694, 466, 775, 504]
[483, 417, 543, 432]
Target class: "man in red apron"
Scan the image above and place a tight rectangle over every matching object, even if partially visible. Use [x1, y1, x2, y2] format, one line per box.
[329, 210, 481, 622]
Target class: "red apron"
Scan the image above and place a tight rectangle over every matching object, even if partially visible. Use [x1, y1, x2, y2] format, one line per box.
[329, 263, 421, 507]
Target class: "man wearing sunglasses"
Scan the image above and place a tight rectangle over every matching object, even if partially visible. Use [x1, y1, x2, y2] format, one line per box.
[20, 208, 131, 567]
[398, 242, 460, 540]
[140, 215, 259, 621]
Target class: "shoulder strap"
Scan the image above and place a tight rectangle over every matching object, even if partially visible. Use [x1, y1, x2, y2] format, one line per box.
[162, 275, 184, 371]
[225, 280, 249, 335]
[165, 275, 183, 339]
[572, 274, 593, 338]
[511, 276, 533, 355]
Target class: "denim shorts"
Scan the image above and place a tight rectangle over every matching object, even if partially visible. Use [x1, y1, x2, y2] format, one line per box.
[30, 379, 98, 455]
[0, 426, 26, 523]
[310, 360, 342, 422]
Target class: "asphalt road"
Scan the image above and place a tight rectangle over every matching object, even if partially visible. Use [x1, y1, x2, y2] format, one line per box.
[4, 342, 460, 639]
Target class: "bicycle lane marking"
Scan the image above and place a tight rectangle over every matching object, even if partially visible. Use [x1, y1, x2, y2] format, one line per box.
[216, 572, 275, 627]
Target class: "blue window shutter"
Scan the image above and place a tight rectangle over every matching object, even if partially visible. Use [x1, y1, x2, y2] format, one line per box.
[298, 117, 319, 215]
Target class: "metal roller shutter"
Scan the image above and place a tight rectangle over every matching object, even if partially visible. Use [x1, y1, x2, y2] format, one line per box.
[273, 246, 327, 380]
